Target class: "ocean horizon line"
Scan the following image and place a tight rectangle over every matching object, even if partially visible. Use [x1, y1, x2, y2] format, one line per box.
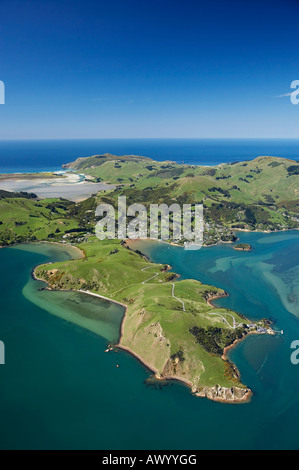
[1, 137, 299, 142]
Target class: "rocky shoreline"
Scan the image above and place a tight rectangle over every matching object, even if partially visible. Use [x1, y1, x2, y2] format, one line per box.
[194, 385, 252, 403]
[233, 243, 252, 251]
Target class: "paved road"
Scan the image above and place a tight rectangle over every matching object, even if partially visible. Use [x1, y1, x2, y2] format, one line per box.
[141, 266, 186, 311]
[206, 312, 243, 329]
[113, 265, 243, 323]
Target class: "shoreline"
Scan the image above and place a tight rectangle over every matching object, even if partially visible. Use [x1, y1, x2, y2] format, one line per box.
[123, 226, 299, 253]
[41, 240, 86, 259]
[2, 225, 298, 252]
[221, 331, 260, 361]
[19, 240, 86, 260]
[207, 291, 269, 359]
[206, 292, 229, 308]
[233, 227, 299, 235]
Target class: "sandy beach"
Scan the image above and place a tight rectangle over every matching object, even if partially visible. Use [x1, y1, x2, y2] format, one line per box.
[206, 292, 229, 307]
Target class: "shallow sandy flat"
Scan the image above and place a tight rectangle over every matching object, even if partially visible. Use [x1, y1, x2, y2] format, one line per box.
[0, 172, 116, 201]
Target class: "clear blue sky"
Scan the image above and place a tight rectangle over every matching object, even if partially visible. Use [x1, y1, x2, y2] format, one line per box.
[0, 0, 299, 139]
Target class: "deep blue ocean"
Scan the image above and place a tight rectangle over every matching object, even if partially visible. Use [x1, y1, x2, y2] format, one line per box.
[0, 138, 299, 173]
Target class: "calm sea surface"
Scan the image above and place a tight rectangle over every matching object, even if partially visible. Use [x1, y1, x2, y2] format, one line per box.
[0, 138, 298, 172]
[0, 231, 299, 449]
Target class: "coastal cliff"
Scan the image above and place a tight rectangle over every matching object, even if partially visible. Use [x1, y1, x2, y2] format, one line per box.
[195, 385, 251, 403]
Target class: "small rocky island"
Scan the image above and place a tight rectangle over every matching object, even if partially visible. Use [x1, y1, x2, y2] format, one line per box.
[233, 243, 252, 251]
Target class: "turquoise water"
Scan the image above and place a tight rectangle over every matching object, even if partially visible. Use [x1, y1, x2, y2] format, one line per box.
[19, 244, 124, 344]
[0, 232, 299, 449]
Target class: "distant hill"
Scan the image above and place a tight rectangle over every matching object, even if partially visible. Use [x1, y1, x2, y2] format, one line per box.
[63, 153, 299, 212]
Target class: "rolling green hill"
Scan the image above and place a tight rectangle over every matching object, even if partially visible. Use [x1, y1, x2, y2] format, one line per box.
[64, 153, 299, 213]
[0, 197, 81, 246]
[1, 154, 298, 246]
[87, 154, 299, 244]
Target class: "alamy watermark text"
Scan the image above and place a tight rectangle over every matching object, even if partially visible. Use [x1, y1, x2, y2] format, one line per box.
[95, 197, 204, 250]
[0, 340, 5, 365]
[290, 80, 299, 105]
[0, 81, 5, 104]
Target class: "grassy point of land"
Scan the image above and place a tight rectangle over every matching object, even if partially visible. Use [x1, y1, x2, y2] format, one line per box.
[34, 237, 255, 401]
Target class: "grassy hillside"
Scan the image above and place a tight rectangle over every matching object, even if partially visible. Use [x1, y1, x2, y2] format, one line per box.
[65, 153, 299, 211]
[86, 155, 298, 245]
[63, 152, 201, 185]
[62, 153, 155, 182]
[0, 197, 82, 245]
[1, 154, 297, 246]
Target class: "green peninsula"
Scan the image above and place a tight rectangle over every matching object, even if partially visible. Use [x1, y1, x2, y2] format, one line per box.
[34, 237, 258, 402]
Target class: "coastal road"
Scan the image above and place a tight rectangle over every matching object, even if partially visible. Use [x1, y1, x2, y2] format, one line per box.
[112, 264, 239, 322]
[206, 312, 243, 329]
[141, 266, 161, 284]
[141, 266, 186, 311]
[170, 282, 186, 311]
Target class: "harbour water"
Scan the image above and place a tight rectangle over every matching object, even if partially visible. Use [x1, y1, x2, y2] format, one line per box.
[0, 231, 299, 449]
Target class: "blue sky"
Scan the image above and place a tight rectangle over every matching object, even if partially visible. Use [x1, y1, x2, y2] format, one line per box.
[0, 0, 299, 139]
